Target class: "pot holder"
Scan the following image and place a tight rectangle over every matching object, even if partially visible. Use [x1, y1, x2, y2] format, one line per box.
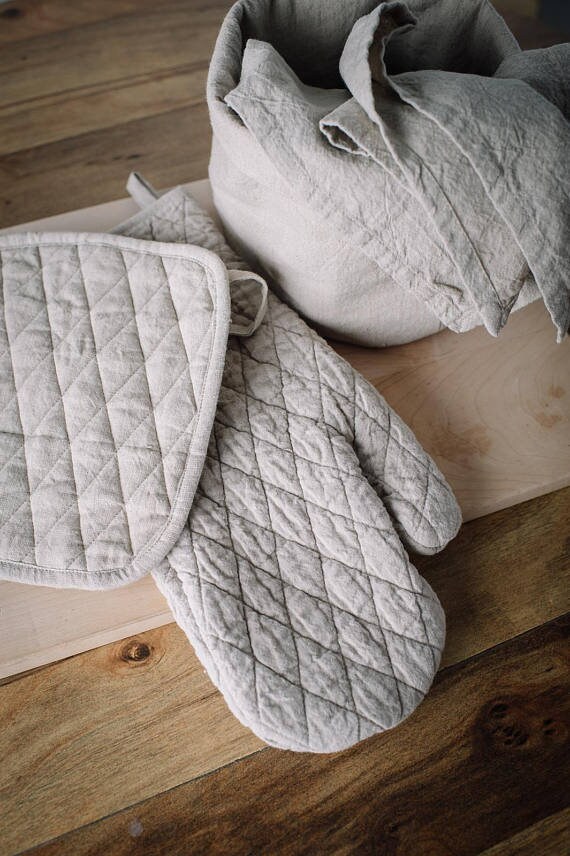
[0, 232, 231, 588]
[116, 177, 462, 752]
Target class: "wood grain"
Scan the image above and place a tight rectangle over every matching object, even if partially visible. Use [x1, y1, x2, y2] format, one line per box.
[0, 177, 215, 236]
[0, 1, 181, 44]
[0, 0, 231, 228]
[1, 490, 568, 853]
[0, 105, 211, 227]
[415, 487, 570, 669]
[0, 66, 207, 157]
[334, 302, 570, 522]
[0, 624, 264, 855]
[0, 575, 173, 680]
[480, 808, 570, 856]
[25, 615, 570, 856]
[0, 1, 226, 105]
[0, 1, 232, 156]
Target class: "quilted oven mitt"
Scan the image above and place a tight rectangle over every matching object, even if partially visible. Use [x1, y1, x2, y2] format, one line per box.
[115, 178, 462, 752]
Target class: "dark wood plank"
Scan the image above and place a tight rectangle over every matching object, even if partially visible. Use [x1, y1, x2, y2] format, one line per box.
[0, 1, 232, 159]
[498, 9, 570, 48]
[28, 615, 570, 856]
[0, 63, 208, 157]
[0, 103, 210, 227]
[0, 0, 228, 95]
[481, 808, 570, 856]
[0, 1, 177, 44]
[0, 625, 263, 855]
[416, 486, 570, 668]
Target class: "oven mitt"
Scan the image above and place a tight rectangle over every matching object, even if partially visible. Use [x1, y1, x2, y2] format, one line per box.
[0, 231, 233, 587]
[116, 176, 462, 752]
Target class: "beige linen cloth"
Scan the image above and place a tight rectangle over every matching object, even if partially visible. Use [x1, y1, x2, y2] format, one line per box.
[208, 0, 570, 346]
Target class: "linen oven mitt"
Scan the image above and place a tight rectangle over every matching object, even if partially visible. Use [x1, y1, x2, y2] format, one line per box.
[115, 177, 462, 753]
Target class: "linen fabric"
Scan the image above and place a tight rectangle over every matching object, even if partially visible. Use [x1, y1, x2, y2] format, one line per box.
[116, 185, 462, 752]
[207, 0, 569, 345]
[0, 232, 231, 587]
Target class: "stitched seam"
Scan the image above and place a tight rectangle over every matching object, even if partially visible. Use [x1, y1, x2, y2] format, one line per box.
[15, 287, 206, 569]
[120, 247, 171, 509]
[219, 388, 445, 545]
[310, 338, 363, 732]
[0, 248, 148, 383]
[212, 417, 260, 725]
[276, 314, 359, 727]
[156, 252, 198, 415]
[207, 628, 388, 729]
[194, 494, 438, 605]
[0, 239, 225, 578]
[259, 298, 311, 740]
[78, 243, 135, 564]
[196, 570, 425, 696]
[0, 259, 176, 438]
[384, 407, 435, 665]
[0, 250, 37, 562]
[237, 339, 450, 499]
[211, 452, 406, 535]
[322, 357, 404, 720]
[33, 245, 88, 570]
[0, 247, 166, 550]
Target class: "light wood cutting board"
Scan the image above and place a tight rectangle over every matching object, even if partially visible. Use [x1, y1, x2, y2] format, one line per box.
[1, 180, 568, 680]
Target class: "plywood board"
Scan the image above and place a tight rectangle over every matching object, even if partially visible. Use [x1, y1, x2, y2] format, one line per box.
[1, 179, 569, 680]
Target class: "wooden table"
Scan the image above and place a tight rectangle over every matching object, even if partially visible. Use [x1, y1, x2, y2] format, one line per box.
[0, 2, 569, 854]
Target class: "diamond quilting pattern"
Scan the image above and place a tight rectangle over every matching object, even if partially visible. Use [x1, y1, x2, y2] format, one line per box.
[114, 185, 460, 752]
[0, 234, 225, 586]
[160, 288, 457, 752]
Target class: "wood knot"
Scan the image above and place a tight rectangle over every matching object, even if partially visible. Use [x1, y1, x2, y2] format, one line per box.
[1, 7, 22, 18]
[476, 698, 529, 752]
[475, 693, 566, 757]
[120, 639, 152, 663]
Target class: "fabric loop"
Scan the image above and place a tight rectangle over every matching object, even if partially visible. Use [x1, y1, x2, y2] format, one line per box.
[126, 171, 160, 209]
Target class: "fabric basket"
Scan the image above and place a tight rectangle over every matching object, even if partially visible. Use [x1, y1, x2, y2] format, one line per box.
[207, 0, 569, 346]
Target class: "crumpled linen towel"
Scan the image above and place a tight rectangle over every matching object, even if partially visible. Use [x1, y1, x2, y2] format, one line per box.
[208, 0, 569, 345]
[115, 181, 462, 752]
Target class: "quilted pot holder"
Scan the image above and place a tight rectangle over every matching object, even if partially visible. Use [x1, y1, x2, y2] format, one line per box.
[115, 179, 462, 752]
[0, 232, 231, 588]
